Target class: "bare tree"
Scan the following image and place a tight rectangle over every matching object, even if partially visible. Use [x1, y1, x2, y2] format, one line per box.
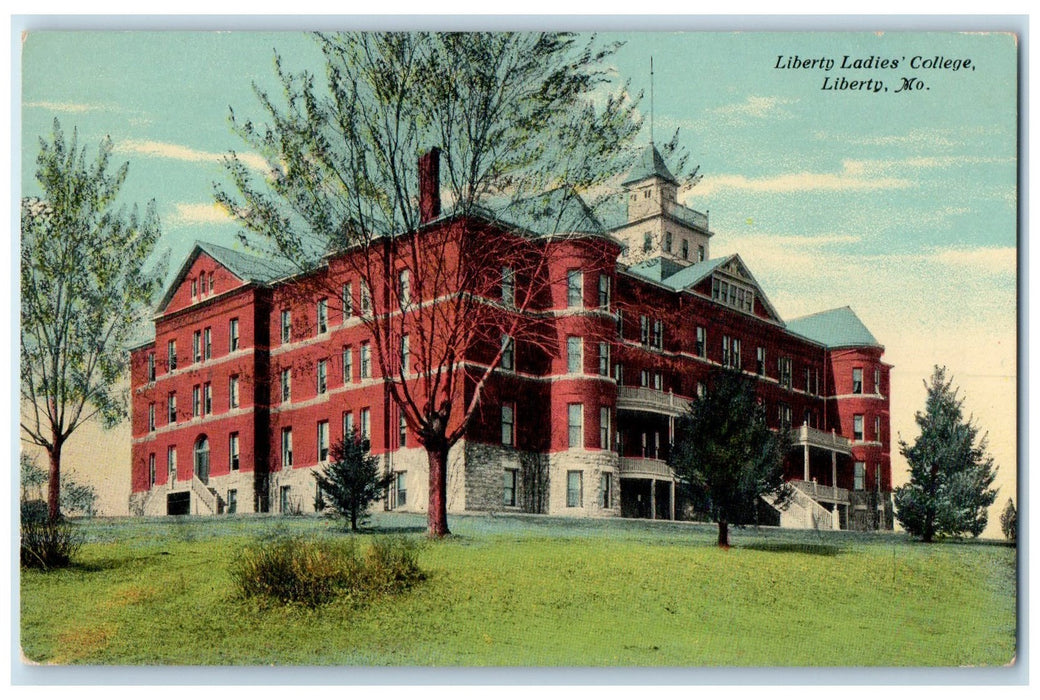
[217, 32, 646, 536]
[21, 119, 163, 521]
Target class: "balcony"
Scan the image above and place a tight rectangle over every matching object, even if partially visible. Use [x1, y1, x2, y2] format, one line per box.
[665, 201, 709, 231]
[789, 424, 852, 456]
[618, 456, 674, 480]
[617, 386, 691, 416]
[790, 479, 850, 505]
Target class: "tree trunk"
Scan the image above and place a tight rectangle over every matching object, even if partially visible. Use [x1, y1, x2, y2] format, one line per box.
[717, 519, 729, 548]
[351, 507, 359, 532]
[47, 440, 63, 522]
[427, 444, 450, 537]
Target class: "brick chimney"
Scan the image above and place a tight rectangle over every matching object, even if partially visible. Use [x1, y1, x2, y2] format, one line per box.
[418, 147, 441, 224]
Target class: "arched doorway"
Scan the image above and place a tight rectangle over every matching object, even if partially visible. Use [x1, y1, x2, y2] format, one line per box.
[194, 435, 210, 483]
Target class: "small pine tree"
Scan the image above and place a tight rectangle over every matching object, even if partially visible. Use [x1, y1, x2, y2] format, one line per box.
[894, 366, 998, 542]
[313, 434, 391, 532]
[1000, 498, 1016, 542]
[670, 369, 791, 548]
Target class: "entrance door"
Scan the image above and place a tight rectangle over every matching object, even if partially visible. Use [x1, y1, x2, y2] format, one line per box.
[194, 436, 210, 483]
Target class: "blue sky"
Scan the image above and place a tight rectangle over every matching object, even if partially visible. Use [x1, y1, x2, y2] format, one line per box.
[19, 30, 1018, 532]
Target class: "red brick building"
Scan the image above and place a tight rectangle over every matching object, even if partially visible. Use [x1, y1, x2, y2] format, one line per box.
[129, 144, 893, 530]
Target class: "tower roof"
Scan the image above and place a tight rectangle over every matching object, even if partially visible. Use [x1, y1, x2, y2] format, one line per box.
[622, 143, 679, 187]
[786, 306, 882, 349]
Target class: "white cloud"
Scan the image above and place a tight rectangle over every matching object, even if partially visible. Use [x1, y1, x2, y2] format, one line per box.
[115, 139, 269, 172]
[931, 246, 1016, 276]
[24, 100, 105, 113]
[691, 164, 912, 197]
[709, 95, 795, 120]
[168, 202, 234, 226]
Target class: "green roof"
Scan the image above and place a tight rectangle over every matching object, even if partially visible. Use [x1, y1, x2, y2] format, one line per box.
[786, 306, 882, 349]
[196, 241, 298, 283]
[626, 255, 728, 291]
[622, 143, 679, 187]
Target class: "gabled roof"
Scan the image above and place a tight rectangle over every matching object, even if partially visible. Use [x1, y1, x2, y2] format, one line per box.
[442, 186, 606, 238]
[786, 306, 882, 349]
[622, 143, 679, 187]
[155, 241, 298, 314]
[624, 253, 785, 324]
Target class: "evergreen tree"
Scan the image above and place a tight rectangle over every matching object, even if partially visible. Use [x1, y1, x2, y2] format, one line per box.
[670, 369, 791, 548]
[894, 366, 998, 542]
[1000, 498, 1016, 542]
[313, 434, 391, 532]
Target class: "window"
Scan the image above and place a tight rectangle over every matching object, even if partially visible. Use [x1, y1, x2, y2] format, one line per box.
[696, 327, 706, 358]
[317, 298, 328, 334]
[229, 432, 240, 471]
[567, 403, 583, 448]
[853, 368, 863, 394]
[360, 342, 371, 378]
[600, 407, 611, 450]
[360, 280, 372, 316]
[697, 381, 707, 398]
[652, 320, 663, 349]
[203, 383, 212, 415]
[779, 357, 793, 389]
[342, 283, 353, 319]
[598, 274, 610, 308]
[190, 278, 197, 299]
[567, 336, 583, 374]
[854, 462, 866, 491]
[712, 276, 754, 313]
[280, 369, 291, 402]
[681, 239, 689, 260]
[395, 472, 407, 507]
[664, 231, 673, 252]
[698, 245, 705, 262]
[501, 334, 514, 371]
[567, 470, 583, 507]
[642, 232, 653, 253]
[360, 408, 371, 442]
[167, 446, 177, 482]
[875, 415, 882, 440]
[280, 485, 291, 514]
[503, 469, 518, 507]
[168, 392, 177, 423]
[804, 409, 813, 427]
[875, 367, 881, 394]
[343, 411, 354, 440]
[640, 369, 650, 388]
[281, 427, 293, 467]
[399, 413, 408, 447]
[598, 342, 610, 376]
[192, 330, 201, 363]
[757, 347, 766, 376]
[501, 403, 515, 446]
[400, 334, 410, 374]
[805, 368, 812, 393]
[779, 402, 791, 428]
[600, 473, 612, 508]
[149, 453, 156, 486]
[317, 360, 327, 394]
[653, 372, 663, 391]
[853, 414, 864, 441]
[613, 362, 624, 385]
[343, 346, 353, 383]
[280, 309, 291, 344]
[616, 308, 624, 338]
[227, 489, 237, 514]
[208, 272, 214, 294]
[203, 327, 211, 360]
[722, 335, 730, 368]
[229, 318, 239, 351]
[147, 353, 155, 381]
[167, 340, 177, 371]
[501, 267, 515, 307]
[200, 273, 207, 295]
[229, 376, 239, 408]
[192, 385, 201, 417]
[731, 338, 742, 370]
[317, 421, 329, 462]
[398, 269, 411, 306]
[640, 315, 650, 345]
[567, 269, 583, 308]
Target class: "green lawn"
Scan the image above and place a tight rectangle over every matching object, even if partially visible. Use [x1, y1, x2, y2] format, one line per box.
[20, 512, 1016, 666]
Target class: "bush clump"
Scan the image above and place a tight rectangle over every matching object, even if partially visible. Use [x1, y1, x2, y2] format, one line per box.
[230, 535, 425, 607]
[20, 512, 83, 570]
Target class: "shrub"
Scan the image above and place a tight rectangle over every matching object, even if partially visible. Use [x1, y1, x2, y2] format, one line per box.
[20, 517, 83, 570]
[229, 536, 425, 607]
[21, 498, 48, 525]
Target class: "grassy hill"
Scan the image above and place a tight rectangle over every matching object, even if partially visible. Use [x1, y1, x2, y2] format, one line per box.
[19, 512, 1016, 666]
